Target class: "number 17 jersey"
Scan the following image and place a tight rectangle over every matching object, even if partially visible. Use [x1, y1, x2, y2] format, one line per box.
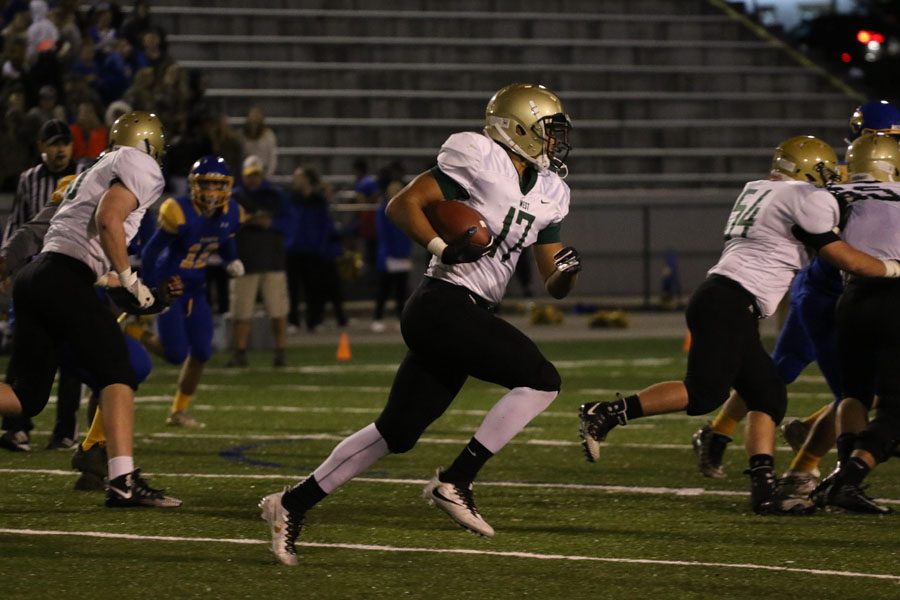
[426, 131, 570, 304]
[708, 179, 838, 317]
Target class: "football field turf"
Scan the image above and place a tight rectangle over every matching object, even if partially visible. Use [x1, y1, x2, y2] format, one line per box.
[2, 335, 898, 599]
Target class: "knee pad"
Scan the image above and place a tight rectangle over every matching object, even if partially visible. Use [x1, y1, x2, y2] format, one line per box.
[683, 377, 730, 416]
[374, 418, 421, 454]
[530, 360, 561, 392]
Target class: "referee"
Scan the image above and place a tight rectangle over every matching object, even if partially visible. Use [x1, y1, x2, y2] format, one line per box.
[0, 118, 83, 452]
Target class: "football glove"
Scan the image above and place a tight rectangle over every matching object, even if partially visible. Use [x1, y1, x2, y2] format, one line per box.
[440, 228, 494, 265]
[107, 274, 183, 315]
[553, 246, 582, 274]
[118, 268, 154, 309]
[226, 259, 245, 278]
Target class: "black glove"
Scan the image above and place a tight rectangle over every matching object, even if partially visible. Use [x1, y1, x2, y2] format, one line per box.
[441, 227, 493, 265]
[106, 276, 183, 315]
[554, 246, 582, 274]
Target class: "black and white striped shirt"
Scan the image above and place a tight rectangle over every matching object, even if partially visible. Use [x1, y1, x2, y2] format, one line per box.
[2, 161, 77, 244]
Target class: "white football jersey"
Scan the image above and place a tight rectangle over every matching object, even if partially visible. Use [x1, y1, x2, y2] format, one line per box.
[834, 180, 900, 260]
[426, 132, 570, 304]
[708, 179, 839, 317]
[42, 147, 164, 279]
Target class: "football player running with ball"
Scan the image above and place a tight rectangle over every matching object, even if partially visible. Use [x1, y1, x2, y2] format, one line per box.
[0, 111, 181, 508]
[579, 136, 900, 515]
[260, 83, 580, 565]
[138, 155, 244, 429]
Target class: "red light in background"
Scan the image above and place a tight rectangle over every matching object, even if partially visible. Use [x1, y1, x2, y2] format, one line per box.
[857, 30, 885, 44]
[841, 52, 852, 62]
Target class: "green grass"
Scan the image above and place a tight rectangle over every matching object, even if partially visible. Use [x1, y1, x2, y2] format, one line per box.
[2, 337, 898, 600]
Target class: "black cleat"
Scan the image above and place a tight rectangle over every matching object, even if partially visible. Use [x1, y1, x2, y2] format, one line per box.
[579, 397, 627, 462]
[815, 480, 892, 515]
[691, 423, 730, 479]
[0, 430, 31, 452]
[105, 469, 182, 508]
[747, 466, 816, 515]
[72, 443, 108, 491]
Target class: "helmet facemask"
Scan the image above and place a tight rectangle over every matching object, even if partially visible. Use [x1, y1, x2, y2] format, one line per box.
[190, 173, 233, 216]
[538, 113, 572, 175]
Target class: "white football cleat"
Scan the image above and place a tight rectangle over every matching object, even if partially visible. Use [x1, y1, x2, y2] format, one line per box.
[259, 488, 302, 566]
[166, 410, 206, 429]
[423, 469, 494, 538]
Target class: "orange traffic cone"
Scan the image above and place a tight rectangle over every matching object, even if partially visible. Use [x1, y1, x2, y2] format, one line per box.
[336, 332, 352, 361]
[682, 331, 692, 353]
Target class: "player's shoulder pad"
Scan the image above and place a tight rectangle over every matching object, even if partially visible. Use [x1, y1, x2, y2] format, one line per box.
[442, 131, 492, 156]
[158, 197, 186, 233]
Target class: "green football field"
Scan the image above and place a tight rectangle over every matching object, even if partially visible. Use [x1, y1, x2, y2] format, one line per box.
[2, 335, 898, 599]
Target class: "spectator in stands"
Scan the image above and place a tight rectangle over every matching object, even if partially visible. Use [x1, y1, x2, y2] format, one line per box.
[0, 91, 33, 189]
[25, 1, 58, 68]
[351, 157, 381, 282]
[164, 108, 215, 195]
[97, 36, 143, 104]
[211, 112, 243, 179]
[285, 166, 348, 332]
[70, 100, 107, 161]
[137, 27, 171, 77]
[69, 36, 98, 86]
[153, 62, 189, 135]
[121, 0, 165, 48]
[240, 105, 277, 177]
[63, 72, 101, 120]
[26, 84, 66, 127]
[123, 65, 154, 110]
[87, 2, 117, 60]
[1, 35, 27, 88]
[371, 168, 412, 333]
[50, 2, 82, 70]
[104, 98, 131, 127]
[227, 155, 291, 367]
[1, 9, 29, 50]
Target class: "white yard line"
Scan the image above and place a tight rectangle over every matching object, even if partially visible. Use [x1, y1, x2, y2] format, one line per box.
[0, 527, 897, 581]
[1, 468, 896, 505]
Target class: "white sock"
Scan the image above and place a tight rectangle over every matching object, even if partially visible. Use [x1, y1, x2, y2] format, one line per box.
[474, 387, 558, 453]
[313, 423, 390, 494]
[108, 456, 135, 480]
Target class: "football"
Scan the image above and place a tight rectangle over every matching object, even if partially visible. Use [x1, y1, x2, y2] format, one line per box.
[423, 201, 492, 247]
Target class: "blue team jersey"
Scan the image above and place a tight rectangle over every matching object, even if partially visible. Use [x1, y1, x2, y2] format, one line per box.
[142, 195, 242, 290]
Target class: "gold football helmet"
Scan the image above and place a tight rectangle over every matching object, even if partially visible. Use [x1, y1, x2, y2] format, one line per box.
[770, 136, 839, 186]
[846, 132, 900, 182]
[484, 83, 572, 175]
[108, 111, 166, 165]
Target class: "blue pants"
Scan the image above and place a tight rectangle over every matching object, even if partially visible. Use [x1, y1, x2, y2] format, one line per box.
[771, 273, 841, 401]
[156, 290, 214, 364]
